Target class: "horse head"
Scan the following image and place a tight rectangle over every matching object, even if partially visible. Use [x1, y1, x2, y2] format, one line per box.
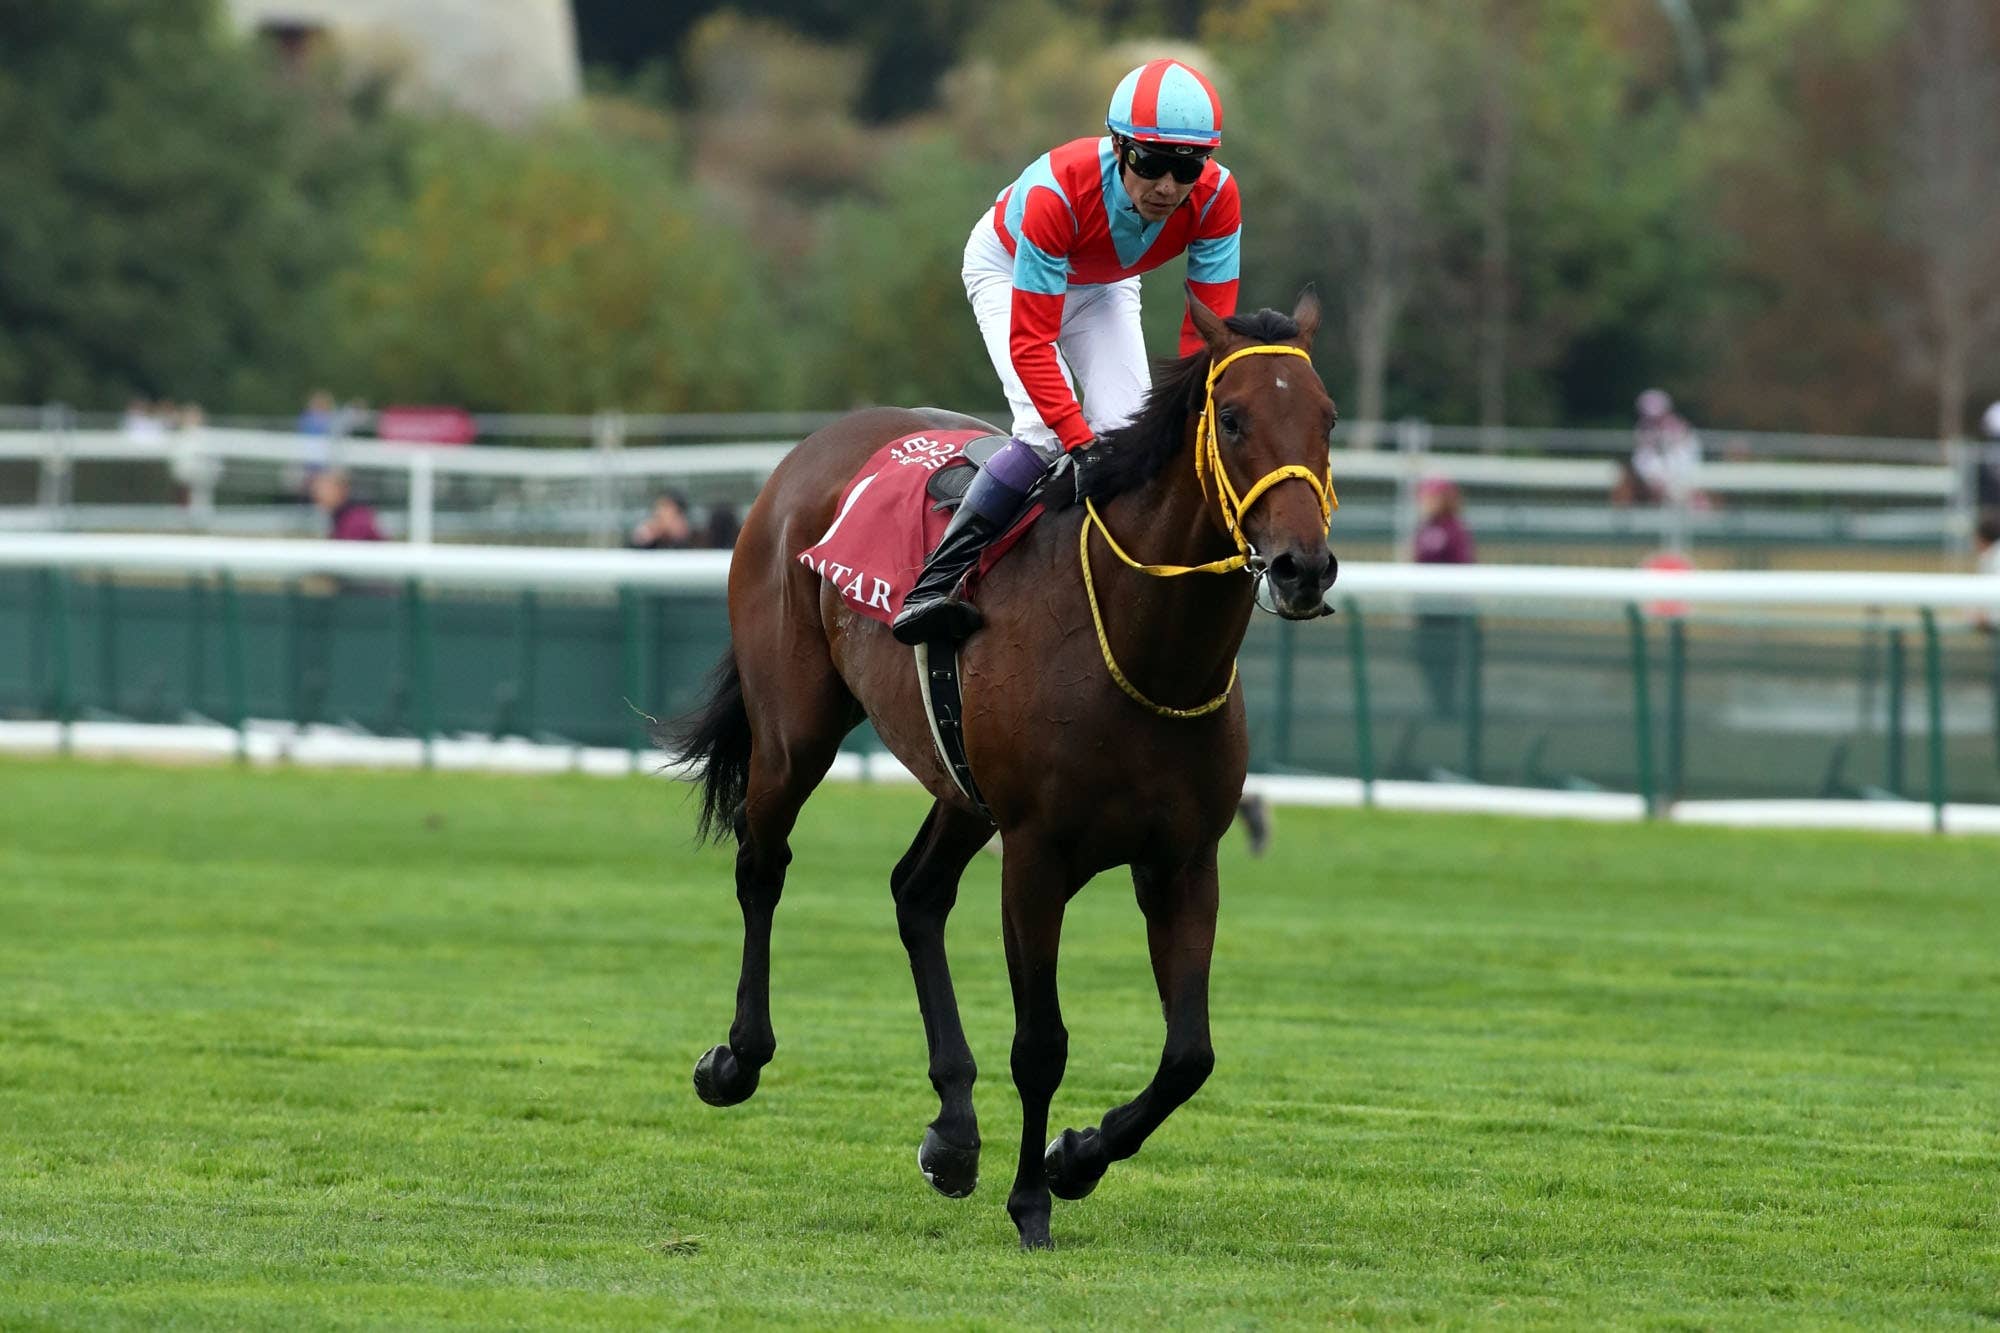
[1185, 287, 1339, 618]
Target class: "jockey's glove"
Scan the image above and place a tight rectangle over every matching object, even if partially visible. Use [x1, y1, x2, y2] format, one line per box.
[1044, 440, 1107, 511]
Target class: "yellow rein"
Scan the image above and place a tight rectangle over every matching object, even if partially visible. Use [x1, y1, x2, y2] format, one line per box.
[1080, 343, 1339, 719]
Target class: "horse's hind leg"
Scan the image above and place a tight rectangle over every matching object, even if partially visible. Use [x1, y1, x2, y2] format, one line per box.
[691, 668, 852, 1108]
[891, 800, 994, 1198]
[998, 840, 1077, 1250]
[1042, 848, 1218, 1205]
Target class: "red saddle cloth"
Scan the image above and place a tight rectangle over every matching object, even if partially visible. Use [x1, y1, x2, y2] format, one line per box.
[797, 429, 1045, 626]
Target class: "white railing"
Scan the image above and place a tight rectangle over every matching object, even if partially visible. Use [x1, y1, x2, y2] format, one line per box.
[0, 425, 1960, 493]
[1, 423, 1991, 556]
[1, 532, 1995, 609]
[4, 533, 1994, 833]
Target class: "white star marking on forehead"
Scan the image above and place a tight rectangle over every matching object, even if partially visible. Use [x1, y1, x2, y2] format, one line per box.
[1275, 377, 1289, 389]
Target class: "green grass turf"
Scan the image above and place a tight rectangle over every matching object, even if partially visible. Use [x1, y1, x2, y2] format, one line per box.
[1, 757, 1996, 1329]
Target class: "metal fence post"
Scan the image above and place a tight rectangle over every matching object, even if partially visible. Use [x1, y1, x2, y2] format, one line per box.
[1943, 438, 1975, 562]
[516, 590, 539, 739]
[1921, 608, 1945, 834]
[1273, 617, 1297, 768]
[1461, 616, 1483, 782]
[1345, 597, 1375, 807]
[403, 578, 435, 770]
[186, 576, 208, 720]
[96, 576, 118, 718]
[219, 571, 247, 763]
[44, 568, 72, 756]
[36, 404, 71, 524]
[1391, 418, 1429, 560]
[409, 450, 436, 546]
[1666, 618, 1687, 802]
[1625, 604, 1657, 817]
[1886, 628, 1906, 796]
[593, 411, 627, 550]
[619, 586, 643, 772]
[285, 582, 306, 733]
[1990, 625, 2000, 777]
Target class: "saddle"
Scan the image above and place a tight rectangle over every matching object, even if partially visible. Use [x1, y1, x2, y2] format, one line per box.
[795, 429, 1042, 629]
[923, 434, 1012, 512]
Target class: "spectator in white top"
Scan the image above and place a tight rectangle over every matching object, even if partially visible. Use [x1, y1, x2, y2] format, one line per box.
[1977, 400, 2000, 510]
[1628, 388, 1706, 508]
[120, 399, 169, 442]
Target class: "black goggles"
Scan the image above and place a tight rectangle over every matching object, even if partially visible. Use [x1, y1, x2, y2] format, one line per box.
[1121, 139, 1211, 184]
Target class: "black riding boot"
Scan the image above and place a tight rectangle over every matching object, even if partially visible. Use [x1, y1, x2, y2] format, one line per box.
[890, 503, 1005, 645]
[891, 436, 1054, 645]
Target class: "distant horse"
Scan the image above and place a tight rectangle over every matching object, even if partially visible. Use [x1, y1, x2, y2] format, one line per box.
[669, 291, 1338, 1249]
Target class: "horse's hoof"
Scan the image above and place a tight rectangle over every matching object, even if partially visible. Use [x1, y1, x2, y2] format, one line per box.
[1008, 1198, 1053, 1250]
[1044, 1126, 1107, 1201]
[692, 1044, 758, 1107]
[917, 1125, 980, 1198]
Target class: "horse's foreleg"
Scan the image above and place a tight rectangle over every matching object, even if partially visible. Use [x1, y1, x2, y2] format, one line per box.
[693, 730, 842, 1107]
[999, 846, 1070, 1250]
[1042, 848, 1218, 1204]
[891, 800, 992, 1198]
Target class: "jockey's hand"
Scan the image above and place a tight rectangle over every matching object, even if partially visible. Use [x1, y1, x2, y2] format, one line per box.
[1043, 439, 1105, 511]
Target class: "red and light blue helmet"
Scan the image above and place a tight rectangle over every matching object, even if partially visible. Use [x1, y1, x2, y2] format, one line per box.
[1106, 58, 1223, 150]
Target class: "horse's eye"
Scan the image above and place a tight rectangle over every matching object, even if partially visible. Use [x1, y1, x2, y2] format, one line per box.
[1218, 408, 1242, 439]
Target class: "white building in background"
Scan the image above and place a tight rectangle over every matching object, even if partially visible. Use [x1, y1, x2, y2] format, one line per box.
[225, 0, 581, 126]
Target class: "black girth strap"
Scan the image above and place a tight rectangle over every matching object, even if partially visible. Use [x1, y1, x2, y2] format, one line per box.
[913, 641, 994, 823]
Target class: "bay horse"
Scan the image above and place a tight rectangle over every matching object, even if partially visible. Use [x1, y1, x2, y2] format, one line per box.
[669, 290, 1338, 1249]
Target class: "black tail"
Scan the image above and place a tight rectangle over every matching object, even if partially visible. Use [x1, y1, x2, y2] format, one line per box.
[655, 649, 752, 845]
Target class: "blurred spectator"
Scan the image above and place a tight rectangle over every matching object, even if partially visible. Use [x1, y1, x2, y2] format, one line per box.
[297, 389, 341, 481]
[310, 470, 383, 542]
[1978, 400, 2000, 511]
[120, 399, 170, 442]
[298, 390, 338, 437]
[1414, 476, 1475, 565]
[1412, 476, 1476, 718]
[630, 491, 694, 550]
[703, 502, 742, 551]
[166, 405, 211, 504]
[1619, 388, 1707, 508]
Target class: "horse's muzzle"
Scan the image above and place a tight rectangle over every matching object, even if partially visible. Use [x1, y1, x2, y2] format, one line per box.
[1265, 546, 1338, 619]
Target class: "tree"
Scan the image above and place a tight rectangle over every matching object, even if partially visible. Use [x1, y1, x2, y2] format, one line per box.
[1887, 0, 2000, 440]
[1228, 1, 1456, 445]
[1689, 0, 1926, 435]
[0, 0, 402, 411]
[333, 120, 779, 414]
[795, 135, 1008, 414]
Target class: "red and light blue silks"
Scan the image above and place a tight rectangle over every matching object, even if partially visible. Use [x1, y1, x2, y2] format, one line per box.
[983, 135, 1241, 451]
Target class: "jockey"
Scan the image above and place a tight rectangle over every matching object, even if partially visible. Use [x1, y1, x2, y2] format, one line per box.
[891, 57, 1241, 645]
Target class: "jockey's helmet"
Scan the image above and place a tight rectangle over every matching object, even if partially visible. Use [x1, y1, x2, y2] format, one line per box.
[1106, 58, 1223, 151]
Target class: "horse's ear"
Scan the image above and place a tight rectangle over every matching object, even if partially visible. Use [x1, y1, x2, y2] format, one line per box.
[1291, 286, 1321, 347]
[1185, 284, 1231, 352]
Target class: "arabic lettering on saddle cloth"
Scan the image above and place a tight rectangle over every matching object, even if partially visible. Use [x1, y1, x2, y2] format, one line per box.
[796, 430, 1043, 625]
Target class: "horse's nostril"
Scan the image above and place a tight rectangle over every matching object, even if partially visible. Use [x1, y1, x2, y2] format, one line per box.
[1268, 552, 1299, 584]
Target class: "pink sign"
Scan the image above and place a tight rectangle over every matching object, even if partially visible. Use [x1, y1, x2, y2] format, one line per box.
[377, 406, 475, 445]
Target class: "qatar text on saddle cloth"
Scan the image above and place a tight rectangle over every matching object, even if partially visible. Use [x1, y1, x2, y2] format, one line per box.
[796, 430, 1045, 625]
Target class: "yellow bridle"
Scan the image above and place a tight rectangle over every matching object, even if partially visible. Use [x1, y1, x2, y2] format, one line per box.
[1080, 342, 1339, 718]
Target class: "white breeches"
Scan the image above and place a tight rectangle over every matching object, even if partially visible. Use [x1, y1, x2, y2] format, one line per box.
[962, 218, 1150, 452]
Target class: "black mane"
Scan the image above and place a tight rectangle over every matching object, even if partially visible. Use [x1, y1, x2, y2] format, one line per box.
[1080, 308, 1303, 503]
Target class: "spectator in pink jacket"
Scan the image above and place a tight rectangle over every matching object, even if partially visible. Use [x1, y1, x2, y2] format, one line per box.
[1412, 476, 1477, 719]
[310, 470, 383, 542]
